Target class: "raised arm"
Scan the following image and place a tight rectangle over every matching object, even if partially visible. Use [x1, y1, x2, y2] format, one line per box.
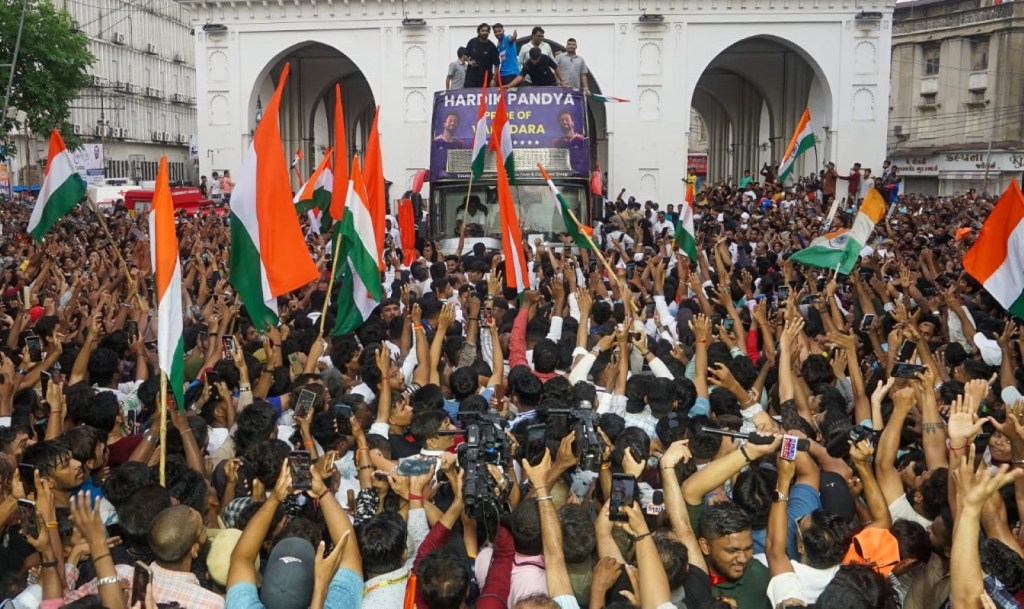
[682, 435, 781, 505]
[660, 440, 707, 573]
[849, 439, 892, 529]
[949, 459, 1023, 608]
[875, 387, 917, 503]
[521, 450, 574, 599]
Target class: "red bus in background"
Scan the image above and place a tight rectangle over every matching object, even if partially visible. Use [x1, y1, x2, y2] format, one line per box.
[122, 187, 222, 217]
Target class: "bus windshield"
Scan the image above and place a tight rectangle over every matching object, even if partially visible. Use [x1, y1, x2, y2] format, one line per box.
[434, 182, 588, 248]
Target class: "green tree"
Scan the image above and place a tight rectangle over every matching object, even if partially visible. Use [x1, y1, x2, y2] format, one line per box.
[0, 0, 94, 152]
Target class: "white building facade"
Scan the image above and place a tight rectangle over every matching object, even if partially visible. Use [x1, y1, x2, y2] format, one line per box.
[11, 0, 199, 185]
[182, 0, 894, 205]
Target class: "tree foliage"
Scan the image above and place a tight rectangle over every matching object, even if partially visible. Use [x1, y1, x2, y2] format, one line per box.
[0, 0, 94, 151]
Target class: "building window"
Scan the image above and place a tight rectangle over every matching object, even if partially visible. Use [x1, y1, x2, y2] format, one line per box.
[923, 46, 940, 75]
[920, 92, 937, 105]
[970, 39, 989, 71]
[970, 89, 986, 103]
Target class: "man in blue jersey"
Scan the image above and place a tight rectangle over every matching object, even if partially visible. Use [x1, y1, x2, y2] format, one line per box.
[491, 23, 520, 86]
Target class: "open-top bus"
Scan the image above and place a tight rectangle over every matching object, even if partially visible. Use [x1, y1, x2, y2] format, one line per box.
[428, 86, 593, 254]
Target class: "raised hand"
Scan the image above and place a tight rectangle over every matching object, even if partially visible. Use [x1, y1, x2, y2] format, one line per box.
[947, 392, 988, 447]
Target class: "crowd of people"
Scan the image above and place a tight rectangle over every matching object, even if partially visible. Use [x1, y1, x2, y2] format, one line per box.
[0, 159, 1019, 609]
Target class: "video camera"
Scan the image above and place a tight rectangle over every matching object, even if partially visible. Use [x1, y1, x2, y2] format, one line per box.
[546, 400, 605, 472]
[441, 410, 512, 520]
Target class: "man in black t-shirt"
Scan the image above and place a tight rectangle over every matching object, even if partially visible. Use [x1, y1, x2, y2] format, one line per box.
[464, 22, 499, 88]
[507, 47, 566, 88]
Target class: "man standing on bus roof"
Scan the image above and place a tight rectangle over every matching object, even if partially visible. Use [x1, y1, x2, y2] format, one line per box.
[464, 23, 499, 89]
[518, 26, 553, 66]
[491, 24, 520, 87]
[554, 38, 590, 95]
[507, 48, 566, 88]
[446, 47, 468, 90]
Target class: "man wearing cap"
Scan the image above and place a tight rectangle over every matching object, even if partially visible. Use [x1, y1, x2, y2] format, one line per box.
[147, 505, 223, 608]
[227, 459, 363, 609]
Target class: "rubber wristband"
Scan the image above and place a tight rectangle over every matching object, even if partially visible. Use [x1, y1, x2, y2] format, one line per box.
[739, 445, 754, 463]
[537, 495, 554, 502]
[39, 560, 58, 568]
[97, 576, 119, 586]
[409, 493, 424, 501]
[92, 553, 111, 563]
[633, 531, 653, 543]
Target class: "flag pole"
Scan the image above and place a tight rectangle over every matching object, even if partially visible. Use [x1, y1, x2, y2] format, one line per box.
[158, 370, 167, 486]
[459, 175, 476, 232]
[89, 199, 146, 308]
[537, 162, 636, 313]
[318, 229, 344, 337]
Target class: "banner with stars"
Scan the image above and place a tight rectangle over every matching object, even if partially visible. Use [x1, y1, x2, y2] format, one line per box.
[429, 87, 589, 181]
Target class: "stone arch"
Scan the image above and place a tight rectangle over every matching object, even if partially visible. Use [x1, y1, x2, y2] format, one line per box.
[687, 33, 836, 181]
[248, 41, 376, 188]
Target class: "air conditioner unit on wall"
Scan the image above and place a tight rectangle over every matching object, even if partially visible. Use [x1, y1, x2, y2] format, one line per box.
[177, 134, 188, 144]
[113, 32, 126, 45]
[146, 43, 158, 55]
[173, 52, 184, 63]
[72, 124, 83, 135]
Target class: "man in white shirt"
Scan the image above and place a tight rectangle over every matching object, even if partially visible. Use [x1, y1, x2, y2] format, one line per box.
[517, 26, 553, 67]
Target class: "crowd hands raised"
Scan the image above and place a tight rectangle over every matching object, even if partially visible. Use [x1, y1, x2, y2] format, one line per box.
[0, 168, 1017, 609]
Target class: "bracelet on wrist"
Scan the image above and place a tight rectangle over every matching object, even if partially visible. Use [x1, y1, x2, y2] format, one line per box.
[632, 531, 653, 543]
[739, 445, 754, 463]
[537, 494, 554, 502]
[409, 493, 424, 501]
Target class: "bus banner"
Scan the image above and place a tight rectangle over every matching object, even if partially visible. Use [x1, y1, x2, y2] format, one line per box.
[430, 87, 589, 181]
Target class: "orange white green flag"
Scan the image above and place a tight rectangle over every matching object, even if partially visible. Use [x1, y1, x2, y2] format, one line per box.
[497, 151, 528, 292]
[674, 175, 698, 260]
[964, 179, 1024, 318]
[777, 108, 814, 183]
[229, 62, 319, 330]
[148, 156, 184, 408]
[27, 130, 87, 240]
[790, 187, 886, 275]
[333, 156, 383, 335]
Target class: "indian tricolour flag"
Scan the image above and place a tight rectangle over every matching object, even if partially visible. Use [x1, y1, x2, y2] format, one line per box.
[470, 76, 490, 179]
[490, 80, 515, 182]
[334, 156, 383, 335]
[539, 163, 592, 250]
[497, 151, 528, 292]
[27, 130, 86, 241]
[964, 179, 1024, 318]
[674, 175, 698, 260]
[229, 62, 319, 330]
[790, 187, 887, 275]
[777, 108, 814, 184]
[590, 94, 629, 104]
[148, 157, 184, 409]
[293, 148, 334, 215]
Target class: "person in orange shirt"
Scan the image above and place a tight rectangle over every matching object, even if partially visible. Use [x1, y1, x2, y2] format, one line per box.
[219, 170, 234, 204]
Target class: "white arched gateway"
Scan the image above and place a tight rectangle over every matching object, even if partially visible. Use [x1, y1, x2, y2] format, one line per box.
[184, 0, 893, 204]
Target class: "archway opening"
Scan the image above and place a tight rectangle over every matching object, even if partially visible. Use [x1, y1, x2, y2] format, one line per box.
[250, 42, 375, 190]
[689, 36, 832, 184]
